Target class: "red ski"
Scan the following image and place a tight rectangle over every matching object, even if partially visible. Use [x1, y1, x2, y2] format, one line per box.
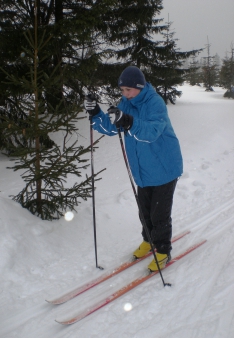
[56, 239, 206, 325]
[46, 230, 190, 305]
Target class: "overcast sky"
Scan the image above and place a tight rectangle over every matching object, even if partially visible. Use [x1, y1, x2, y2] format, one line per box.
[160, 0, 234, 60]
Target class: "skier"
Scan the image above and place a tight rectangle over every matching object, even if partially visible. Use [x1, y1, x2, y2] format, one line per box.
[84, 66, 183, 271]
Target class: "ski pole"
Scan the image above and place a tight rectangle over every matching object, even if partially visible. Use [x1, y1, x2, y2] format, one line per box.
[87, 97, 104, 270]
[117, 128, 171, 287]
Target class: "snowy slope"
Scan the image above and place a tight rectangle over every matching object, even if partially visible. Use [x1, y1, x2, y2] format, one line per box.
[0, 84, 234, 338]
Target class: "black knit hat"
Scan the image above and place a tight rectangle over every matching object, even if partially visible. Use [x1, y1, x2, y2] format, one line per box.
[118, 66, 146, 89]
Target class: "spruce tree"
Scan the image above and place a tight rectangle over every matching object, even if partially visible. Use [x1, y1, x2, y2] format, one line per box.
[201, 38, 219, 91]
[110, 0, 165, 65]
[151, 20, 202, 104]
[187, 55, 202, 86]
[102, 5, 202, 105]
[90, 0, 168, 104]
[220, 47, 234, 98]
[0, 0, 106, 220]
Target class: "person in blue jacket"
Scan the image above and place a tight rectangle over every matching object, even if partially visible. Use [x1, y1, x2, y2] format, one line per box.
[84, 66, 183, 271]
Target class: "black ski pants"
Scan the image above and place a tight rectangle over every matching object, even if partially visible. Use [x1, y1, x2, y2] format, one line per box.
[138, 178, 178, 255]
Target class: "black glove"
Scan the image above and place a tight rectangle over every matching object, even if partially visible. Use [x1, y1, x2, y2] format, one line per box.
[84, 94, 100, 117]
[107, 106, 133, 130]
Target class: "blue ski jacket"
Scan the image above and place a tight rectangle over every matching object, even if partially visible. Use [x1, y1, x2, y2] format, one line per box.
[91, 83, 183, 187]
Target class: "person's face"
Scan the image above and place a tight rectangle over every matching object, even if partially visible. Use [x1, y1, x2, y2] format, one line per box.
[120, 86, 141, 100]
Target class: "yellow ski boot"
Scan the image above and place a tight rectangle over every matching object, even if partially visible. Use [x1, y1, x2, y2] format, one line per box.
[148, 252, 171, 272]
[133, 241, 151, 259]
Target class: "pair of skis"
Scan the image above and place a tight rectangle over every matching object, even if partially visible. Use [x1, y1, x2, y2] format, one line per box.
[46, 231, 206, 325]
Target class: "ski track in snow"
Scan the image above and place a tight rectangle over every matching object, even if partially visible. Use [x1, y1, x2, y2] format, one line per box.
[1, 84, 234, 337]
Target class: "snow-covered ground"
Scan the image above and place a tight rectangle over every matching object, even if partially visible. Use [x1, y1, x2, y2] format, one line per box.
[1, 84, 234, 338]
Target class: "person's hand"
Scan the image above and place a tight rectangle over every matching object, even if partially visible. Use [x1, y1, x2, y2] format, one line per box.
[84, 94, 100, 116]
[107, 106, 133, 130]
